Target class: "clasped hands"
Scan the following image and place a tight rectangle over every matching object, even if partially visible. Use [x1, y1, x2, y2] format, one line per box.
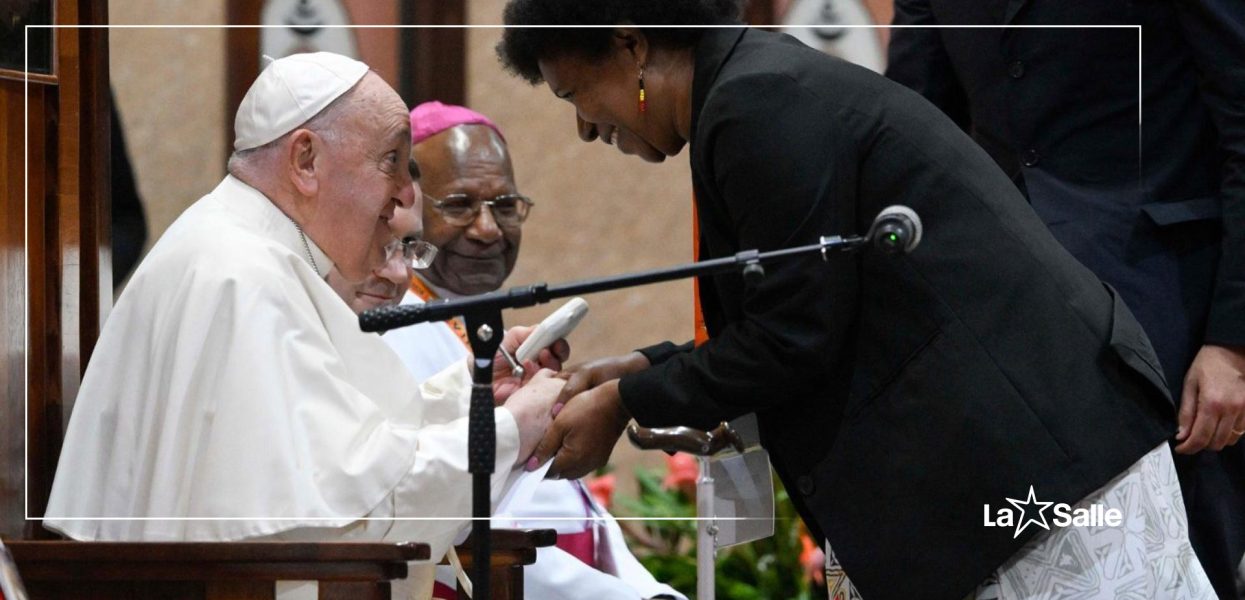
[486, 326, 569, 467]
[527, 352, 651, 479]
[488, 329, 646, 475]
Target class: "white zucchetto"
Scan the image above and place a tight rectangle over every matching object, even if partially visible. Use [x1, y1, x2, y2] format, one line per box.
[233, 52, 369, 151]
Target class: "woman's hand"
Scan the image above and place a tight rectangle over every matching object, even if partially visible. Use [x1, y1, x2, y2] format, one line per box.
[529, 379, 632, 479]
[554, 351, 651, 414]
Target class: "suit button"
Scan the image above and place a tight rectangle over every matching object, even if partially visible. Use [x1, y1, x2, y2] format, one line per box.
[1023, 148, 1041, 167]
[797, 476, 816, 496]
[1008, 60, 1026, 79]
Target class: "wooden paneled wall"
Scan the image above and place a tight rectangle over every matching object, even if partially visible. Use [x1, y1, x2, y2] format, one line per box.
[0, 0, 110, 540]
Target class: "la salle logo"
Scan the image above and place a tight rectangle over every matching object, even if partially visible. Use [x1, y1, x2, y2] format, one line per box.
[983, 485, 1123, 538]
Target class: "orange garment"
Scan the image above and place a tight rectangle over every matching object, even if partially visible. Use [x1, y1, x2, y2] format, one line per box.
[408, 276, 471, 350]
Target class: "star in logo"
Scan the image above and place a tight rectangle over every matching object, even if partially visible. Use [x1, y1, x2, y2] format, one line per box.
[1005, 485, 1053, 539]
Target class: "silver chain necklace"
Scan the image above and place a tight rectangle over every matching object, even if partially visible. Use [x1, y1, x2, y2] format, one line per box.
[287, 216, 320, 273]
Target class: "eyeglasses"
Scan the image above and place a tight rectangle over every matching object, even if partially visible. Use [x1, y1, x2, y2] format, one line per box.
[429, 193, 534, 227]
[384, 237, 438, 270]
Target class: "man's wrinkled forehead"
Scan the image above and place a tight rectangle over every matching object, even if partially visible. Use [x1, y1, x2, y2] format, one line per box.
[358, 76, 412, 140]
[384, 95, 412, 144]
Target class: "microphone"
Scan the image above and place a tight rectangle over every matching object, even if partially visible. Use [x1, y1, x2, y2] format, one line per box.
[867, 205, 922, 255]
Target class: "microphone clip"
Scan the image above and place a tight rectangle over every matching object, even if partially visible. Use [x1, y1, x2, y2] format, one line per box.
[736, 249, 766, 286]
[819, 235, 867, 262]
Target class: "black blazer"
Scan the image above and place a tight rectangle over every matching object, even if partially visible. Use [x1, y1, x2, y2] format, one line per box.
[885, 0, 1245, 394]
[618, 28, 1174, 600]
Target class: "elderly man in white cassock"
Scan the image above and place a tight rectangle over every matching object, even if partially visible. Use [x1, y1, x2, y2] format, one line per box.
[43, 52, 567, 594]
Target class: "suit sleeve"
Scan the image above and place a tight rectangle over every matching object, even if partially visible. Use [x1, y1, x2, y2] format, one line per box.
[885, 0, 972, 130]
[635, 340, 694, 366]
[1176, 0, 1245, 346]
[618, 73, 859, 429]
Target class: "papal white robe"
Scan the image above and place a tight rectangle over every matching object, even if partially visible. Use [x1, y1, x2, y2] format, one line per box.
[44, 176, 520, 591]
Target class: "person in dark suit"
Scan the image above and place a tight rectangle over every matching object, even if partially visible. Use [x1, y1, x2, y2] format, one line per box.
[496, 1, 1212, 597]
[885, 3, 1245, 596]
[110, 97, 148, 286]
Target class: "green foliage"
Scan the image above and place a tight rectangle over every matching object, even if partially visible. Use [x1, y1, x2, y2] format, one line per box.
[616, 465, 826, 600]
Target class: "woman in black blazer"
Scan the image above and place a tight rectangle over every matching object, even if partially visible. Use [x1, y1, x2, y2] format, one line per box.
[497, 1, 1212, 598]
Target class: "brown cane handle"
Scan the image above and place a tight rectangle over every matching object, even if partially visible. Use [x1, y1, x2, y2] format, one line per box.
[626, 421, 745, 456]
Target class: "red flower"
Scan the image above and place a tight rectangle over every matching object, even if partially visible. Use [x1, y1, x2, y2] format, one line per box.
[586, 474, 616, 509]
[800, 533, 826, 586]
[662, 452, 699, 498]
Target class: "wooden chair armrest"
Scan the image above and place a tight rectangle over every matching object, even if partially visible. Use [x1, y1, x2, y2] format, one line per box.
[485, 529, 557, 553]
[446, 528, 557, 569]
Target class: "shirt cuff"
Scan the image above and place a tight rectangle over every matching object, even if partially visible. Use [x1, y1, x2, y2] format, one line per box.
[419, 359, 473, 425]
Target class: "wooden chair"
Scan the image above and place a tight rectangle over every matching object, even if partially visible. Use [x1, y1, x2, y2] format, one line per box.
[6, 540, 428, 600]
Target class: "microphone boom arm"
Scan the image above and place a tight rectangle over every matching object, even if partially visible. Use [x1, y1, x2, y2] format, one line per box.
[360, 234, 870, 332]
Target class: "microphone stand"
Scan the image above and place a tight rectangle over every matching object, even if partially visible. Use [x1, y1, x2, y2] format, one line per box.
[359, 233, 872, 598]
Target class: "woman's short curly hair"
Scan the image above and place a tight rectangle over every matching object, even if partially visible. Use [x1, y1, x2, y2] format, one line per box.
[497, 0, 743, 84]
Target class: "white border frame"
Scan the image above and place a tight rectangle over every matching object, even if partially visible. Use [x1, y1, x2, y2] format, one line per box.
[23, 23, 1144, 523]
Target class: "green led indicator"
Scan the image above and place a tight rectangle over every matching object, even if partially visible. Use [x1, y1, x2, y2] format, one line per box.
[887, 233, 899, 243]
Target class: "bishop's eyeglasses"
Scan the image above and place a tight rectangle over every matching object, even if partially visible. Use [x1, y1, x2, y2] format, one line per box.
[428, 193, 534, 227]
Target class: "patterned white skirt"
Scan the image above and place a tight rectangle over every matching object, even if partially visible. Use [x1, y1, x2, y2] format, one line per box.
[825, 443, 1216, 599]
